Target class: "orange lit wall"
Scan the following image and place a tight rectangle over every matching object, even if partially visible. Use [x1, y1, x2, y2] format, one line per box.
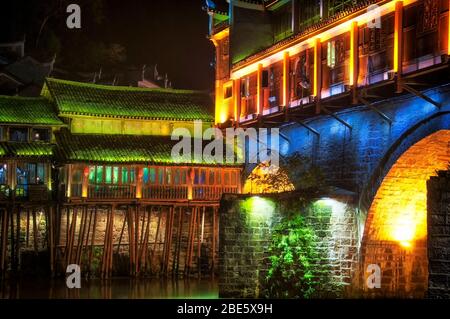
[362, 130, 450, 298]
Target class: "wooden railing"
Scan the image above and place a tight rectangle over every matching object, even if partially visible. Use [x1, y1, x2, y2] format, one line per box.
[15, 184, 49, 201]
[88, 185, 136, 200]
[193, 185, 238, 201]
[143, 185, 188, 200]
[66, 183, 238, 201]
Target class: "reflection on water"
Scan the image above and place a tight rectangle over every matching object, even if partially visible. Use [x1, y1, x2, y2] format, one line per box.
[0, 278, 218, 299]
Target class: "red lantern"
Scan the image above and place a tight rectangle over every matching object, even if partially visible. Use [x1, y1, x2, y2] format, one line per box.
[189, 168, 195, 182]
[138, 167, 144, 180]
[83, 166, 90, 177]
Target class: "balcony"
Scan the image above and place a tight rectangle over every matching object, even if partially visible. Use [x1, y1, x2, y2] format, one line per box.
[193, 185, 238, 201]
[15, 184, 49, 202]
[143, 185, 188, 200]
[88, 185, 136, 200]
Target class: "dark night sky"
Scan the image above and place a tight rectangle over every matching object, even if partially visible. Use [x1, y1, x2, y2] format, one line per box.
[106, 0, 215, 90]
[0, 0, 215, 91]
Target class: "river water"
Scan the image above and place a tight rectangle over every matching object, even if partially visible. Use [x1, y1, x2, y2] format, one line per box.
[0, 278, 218, 299]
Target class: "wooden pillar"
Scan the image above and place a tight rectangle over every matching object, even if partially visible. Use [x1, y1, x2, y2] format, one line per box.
[394, 1, 404, 92]
[314, 38, 322, 114]
[136, 167, 143, 199]
[48, 206, 55, 275]
[233, 78, 241, 126]
[257, 63, 263, 116]
[283, 51, 290, 108]
[67, 165, 73, 198]
[82, 166, 89, 198]
[0, 209, 8, 273]
[350, 21, 359, 104]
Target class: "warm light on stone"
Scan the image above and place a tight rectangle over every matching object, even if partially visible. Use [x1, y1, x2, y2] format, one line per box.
[362, 130, 450, 297]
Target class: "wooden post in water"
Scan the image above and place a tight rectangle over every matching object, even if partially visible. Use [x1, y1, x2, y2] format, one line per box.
[88, 208, 97, 276]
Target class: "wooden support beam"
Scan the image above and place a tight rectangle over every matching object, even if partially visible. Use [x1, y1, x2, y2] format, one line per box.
[359, 97, 393, 124]
[293, 120, 320, 136]
[257, 63, 263, 116]
[320, 106, 352, 130]
[400, 83, 441, 108]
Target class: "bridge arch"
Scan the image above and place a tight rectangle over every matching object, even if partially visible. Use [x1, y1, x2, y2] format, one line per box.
[360, 127, 450, 297]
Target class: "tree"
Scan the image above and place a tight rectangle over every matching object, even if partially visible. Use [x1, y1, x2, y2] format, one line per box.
[246, 152, 326, 194]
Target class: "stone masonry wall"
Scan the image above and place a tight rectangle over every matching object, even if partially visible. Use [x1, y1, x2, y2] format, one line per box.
[219, 193, 360, 298]
[427, 170, 450, 299]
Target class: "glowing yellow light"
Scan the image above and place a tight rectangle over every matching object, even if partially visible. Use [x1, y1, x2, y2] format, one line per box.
[367, 131, 450, 249]
[243, 163, 295, 194]
[393, 1, 403, 73]
[313, 38, 321, 97]
[230, 0, 418, 81]
[257, 63, 263, 115]
[283, 52, 289, 106]
[349, 21, 358, 86]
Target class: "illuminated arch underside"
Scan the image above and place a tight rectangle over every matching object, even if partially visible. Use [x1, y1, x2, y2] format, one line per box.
[362, 130, 450, 298]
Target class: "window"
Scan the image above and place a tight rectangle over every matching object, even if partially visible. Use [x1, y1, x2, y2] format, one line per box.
[209, 170, 215, 185]
[165, 168, 172, 185]
[0, 164, 7, 184]
[262, 70, 269, 88]
[32, 128, 51, 142]
[9, 127, 28, 142]
[16, 163, 46, 185]
[224, 86, 233, 99]
[105, 166, 112, 184]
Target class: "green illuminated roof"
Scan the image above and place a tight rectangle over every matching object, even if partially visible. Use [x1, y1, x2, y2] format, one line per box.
[0, 142, 55, 158]
[56, 129, 236, 166]
[0, 96, 64, 126]
[43, 78, 214, 122]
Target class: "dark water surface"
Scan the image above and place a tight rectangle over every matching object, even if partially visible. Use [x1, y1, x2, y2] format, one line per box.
[0, 278, 218, 299]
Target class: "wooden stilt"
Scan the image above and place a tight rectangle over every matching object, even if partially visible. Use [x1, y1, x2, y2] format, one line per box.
[1, 210, 8, 273]
[84, 207, 93, 261]
[108, 206, 115, 278]
[15, 207, 20, 269]
[128, 206, 135, 276]
[212, 207, 217, 277]
[88, 208, 97, 276]
[32, 209, 38, 255]
[48, 206, 55, 275]
[26, 210, 30, 248]
[150, 207, 162, 274]
[101, 207, 111, 279]
[173, 207, 184, 276]
[66, 208, 78, 267]
[141, 206, 151, 273]
[164, 206, 174, 275]
[9, 208, 15, 272]
[116, 210, 127, 255]
[134, 205, 139, 275]
[197, 207, 204, 278]
[76, 207, 87, 266]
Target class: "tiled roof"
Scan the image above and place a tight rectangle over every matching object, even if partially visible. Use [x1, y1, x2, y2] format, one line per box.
[0, 142, 55, 158]
[55, 129, 237, 166]
[43, 78, 214, 122]
[0, 96, 65, 126]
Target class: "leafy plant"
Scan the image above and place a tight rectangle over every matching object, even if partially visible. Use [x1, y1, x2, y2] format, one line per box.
[265, 215, 319, 298]
[264, 212, 343, 299]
